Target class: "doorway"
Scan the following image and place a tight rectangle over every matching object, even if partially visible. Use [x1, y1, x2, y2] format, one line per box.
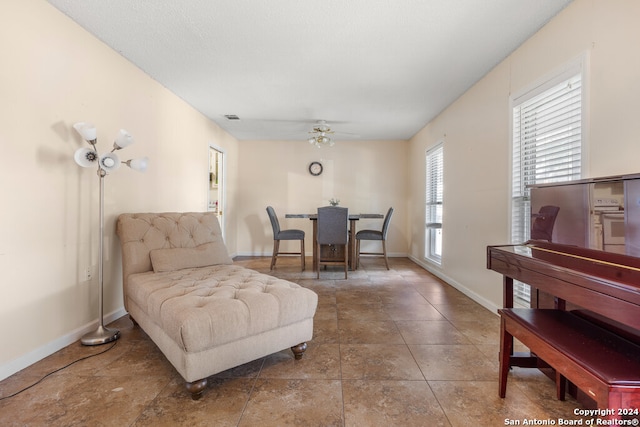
[208, 145, 225, 235]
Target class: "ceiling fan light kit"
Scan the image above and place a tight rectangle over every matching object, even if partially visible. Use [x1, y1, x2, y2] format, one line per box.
[308, 120, 335, 148]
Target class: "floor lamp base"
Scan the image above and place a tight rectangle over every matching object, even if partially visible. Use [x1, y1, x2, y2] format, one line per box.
[81, 325, 121, 346]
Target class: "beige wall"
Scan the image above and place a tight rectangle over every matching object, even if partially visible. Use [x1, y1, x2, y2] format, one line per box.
[0, 1, 239, 378]
[408, 0, 640, 310]
[236, 139, 408, 257]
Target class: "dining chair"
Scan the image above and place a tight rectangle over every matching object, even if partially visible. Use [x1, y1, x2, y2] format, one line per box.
[316, 206, 349, 279]
[355, 207, 394, 270]
[266, 206, 305, 271]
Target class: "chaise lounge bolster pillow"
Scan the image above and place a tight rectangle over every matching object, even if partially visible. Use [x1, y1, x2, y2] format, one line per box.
[150, 242, 233, 272]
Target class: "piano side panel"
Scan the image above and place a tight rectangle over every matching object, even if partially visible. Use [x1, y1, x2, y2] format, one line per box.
[625, 179, 640, 257]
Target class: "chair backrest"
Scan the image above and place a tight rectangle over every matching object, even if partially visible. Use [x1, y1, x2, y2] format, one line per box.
[531, 205, 560, 241]
[266, 206, 281, 236]
[381, 207, 394, 239]
[317, 206, 348, 245]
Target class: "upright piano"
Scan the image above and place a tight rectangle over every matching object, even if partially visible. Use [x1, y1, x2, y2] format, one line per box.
[487, 240, 640, 412]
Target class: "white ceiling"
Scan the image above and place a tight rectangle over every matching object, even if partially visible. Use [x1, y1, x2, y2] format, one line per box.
[48, 0, 572, 141]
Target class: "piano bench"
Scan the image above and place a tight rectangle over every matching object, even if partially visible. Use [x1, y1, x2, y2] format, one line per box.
[499, 308, 640, 412]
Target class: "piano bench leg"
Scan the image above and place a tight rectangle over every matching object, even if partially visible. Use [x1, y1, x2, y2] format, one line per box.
[499, 315, 513, 398]
[556, 371, 566, 401]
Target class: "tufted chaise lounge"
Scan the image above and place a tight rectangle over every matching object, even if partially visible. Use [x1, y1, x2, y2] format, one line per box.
[116, 212, 318, 399]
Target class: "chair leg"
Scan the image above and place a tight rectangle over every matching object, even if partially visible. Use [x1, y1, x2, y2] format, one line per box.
[300, 238, 305, 271]
[316, 242, 320, 279]
[344, 246, 348, 279]
[355, 239, 360, 269]
[270, 240, 279, 270]
[382, 240, 389, 270]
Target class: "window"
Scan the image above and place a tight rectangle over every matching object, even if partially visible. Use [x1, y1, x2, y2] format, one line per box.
[426, 143, 444, 264]
[511, 63, 584, 304]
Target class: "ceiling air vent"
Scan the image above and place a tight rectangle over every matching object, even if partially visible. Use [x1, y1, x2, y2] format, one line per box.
[224, 114, 240, 120]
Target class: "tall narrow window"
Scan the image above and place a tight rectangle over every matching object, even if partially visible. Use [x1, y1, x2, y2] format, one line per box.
[511, 65, 584, 304]
[426, 143, 444, 264]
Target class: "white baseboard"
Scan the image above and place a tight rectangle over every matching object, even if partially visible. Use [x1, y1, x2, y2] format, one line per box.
[0, 307, 127, 382]
[408, 255, 500, 316]
[233, 251, 408, 258]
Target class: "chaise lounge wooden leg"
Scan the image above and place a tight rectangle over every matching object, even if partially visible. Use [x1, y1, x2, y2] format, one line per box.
[186, 378, 208, 400]
[291, 342, 308, 360]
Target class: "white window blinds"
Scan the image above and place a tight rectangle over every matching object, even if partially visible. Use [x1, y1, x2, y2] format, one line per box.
[426, 143, 444, 263]
[512, 73, 582, 244]
[511, 70, 583, 305]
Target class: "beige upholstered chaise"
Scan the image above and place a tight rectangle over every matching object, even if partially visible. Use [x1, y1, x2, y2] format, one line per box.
[116, 212, 318, 399]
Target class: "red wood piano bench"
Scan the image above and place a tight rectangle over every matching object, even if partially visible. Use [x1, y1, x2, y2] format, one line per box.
[499, 308, 640, 414]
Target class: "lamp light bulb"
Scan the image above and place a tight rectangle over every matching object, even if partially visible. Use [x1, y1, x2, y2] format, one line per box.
[99, 153, 121, 172]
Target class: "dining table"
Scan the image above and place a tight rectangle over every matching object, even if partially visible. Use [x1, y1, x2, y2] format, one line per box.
[285, 212, 384, 271]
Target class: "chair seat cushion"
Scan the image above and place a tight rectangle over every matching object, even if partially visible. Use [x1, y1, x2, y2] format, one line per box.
[127, 264, 318, 353]
[356, 229, 383, 240]
[276, 229, 305, 240]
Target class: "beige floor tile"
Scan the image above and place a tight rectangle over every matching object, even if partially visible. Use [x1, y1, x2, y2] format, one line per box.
[239, 379, 344, 427]
[312, 318, 339, 343]
[340, 344, 424, 380]
[396, 320, 472, 345]
[336, 289, 383, 305]
[343, 380, 451, 427]
[384, 302, 447, 321]
[429, 380, 568, 427]
[132, 377, 254, 426]
[338, 320, 405, 344]
[433, 302, 499, 324]
[337, 303, 391, 321]
[259, 343, 341, 380]
[410, 344, 497, 381]
[451, 318, 501, 345]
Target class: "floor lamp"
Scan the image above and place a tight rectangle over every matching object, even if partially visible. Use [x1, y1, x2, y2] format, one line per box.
[73, 122, 148, 346]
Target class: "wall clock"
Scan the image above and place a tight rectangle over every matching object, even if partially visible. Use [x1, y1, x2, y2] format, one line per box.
[308, 161, 323, 176]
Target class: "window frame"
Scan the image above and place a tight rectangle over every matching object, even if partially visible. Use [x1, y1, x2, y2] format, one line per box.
[508, 54, 589, 305]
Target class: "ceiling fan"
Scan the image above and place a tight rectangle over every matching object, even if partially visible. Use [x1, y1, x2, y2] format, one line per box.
[308, 120, 335, 148]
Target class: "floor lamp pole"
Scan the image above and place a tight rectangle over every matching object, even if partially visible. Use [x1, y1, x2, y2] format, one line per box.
[81, 169, 120, 346]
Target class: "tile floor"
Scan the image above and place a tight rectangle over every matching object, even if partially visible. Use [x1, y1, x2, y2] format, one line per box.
[0, 256, 586, 426]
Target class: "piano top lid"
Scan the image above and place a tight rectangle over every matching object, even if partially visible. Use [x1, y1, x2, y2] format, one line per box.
[499, 241, 640, 267]
[488, 240, 640, 331]
[488, 241, 640, 292]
